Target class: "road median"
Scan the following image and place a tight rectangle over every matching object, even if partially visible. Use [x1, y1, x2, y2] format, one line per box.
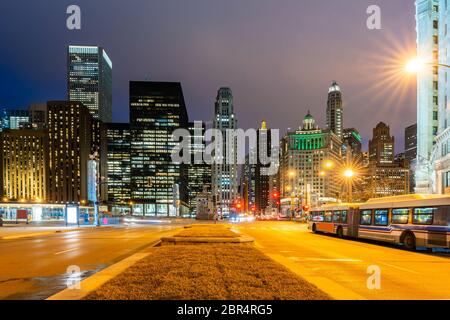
[53, 224, 330, 300]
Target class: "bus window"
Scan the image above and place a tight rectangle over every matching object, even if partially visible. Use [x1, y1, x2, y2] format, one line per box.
[392, 208, 409, 224]
[341, 211, 348, 223]
[413, 208, 435, 225]
[374, 209, 389, 226]
[333, 211, 341, 223]
[312, 211, 324, 222]
[324, 211, 333, 222]
[360, 210, 372, 225]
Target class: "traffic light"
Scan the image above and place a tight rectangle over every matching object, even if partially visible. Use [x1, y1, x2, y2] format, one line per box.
[272, 192, 279, 199]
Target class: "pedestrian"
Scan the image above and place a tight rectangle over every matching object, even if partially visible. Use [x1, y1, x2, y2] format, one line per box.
[0, 213, 3, 227]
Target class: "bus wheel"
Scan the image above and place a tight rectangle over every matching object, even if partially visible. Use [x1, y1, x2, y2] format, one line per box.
[312, 224, 317, 234]
[337, 226, 344, 239]
[403, 232, 416, 250]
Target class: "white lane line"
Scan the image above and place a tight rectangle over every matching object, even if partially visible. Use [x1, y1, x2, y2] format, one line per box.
[305, 258, 362, 262]
[54, 248, 78, 255]
[379, 262, 421, 274]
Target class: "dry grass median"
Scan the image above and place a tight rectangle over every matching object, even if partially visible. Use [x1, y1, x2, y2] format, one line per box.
[85, 244, 330, 300]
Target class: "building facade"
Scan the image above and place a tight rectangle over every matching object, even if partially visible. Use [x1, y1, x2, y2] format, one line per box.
[212, 87, 238, 217]
[106, 123, 131, 208]
[369, 122, 395, 165]
[129, 81, 188, 217]
[326, 81, 344, 139]
[47, 101, 92, 204]
[405, 123, 418, 193]
[415, 0, 440, 193]
[188, 121, 211, 214]
[343, 128, 362, 159]
[280, 112, 342, 207]
[1, 109, 29, 131]
[68, 45, 112, 123]
[0, 129, 49, 202]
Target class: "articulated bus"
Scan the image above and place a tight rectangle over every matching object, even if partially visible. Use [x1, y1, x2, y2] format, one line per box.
[308, 195, 450, 250]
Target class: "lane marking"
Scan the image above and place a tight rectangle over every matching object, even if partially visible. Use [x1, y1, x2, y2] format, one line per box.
[379, 262, 421, 274]
[305, 258, 362, 263]
[54, 248, 78, 255]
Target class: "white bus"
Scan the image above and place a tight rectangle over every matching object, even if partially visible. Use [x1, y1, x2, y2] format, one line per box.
[308, 195, 450, 250]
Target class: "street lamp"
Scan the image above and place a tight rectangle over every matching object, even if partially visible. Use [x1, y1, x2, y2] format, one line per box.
[406, 57, 450, 74]
[343, 168, 355, 203]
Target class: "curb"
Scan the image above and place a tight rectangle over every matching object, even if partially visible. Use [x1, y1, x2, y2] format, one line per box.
[47, 239, 162, 300]
[161, 235, 254, 244]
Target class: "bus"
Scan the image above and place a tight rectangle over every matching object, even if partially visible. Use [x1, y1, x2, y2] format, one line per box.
[308, 195, 450, 250]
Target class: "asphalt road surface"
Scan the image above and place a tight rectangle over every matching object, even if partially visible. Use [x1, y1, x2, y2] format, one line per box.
[0, 222, 184, 300]
[236, 221, 450, 300]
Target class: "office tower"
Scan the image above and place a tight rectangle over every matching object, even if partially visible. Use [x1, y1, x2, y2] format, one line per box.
[91, 119, 108, 202]
[0, 129, 48, 202]
[68, 45, 112, 123]
[255, 120, 272, 214]
[405, 123, 418, 193]
[405, 124, 418, 163]
[28, 103, 47, 129]
[106, 123, 131, 208]
[326, 81, 344, 139]
[187, 121, 211, 214]
[47, 101, 92, 204]
[0, 109, 29, 130]
[129, 81, 188, 217]
[415, 0, 439, 193]
[343, 128, 363, 159]
[359, 122, 410, 200]
[369, 122, 395, 165]
[212, 87, 238, 217]
[280, 112, 342, 207]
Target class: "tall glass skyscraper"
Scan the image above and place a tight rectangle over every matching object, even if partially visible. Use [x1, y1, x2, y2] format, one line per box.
[106, 123, 131, 208]
[415, 0, 439, 193]
[326, 81, 343, 140]
[129, 81, 188, 217]
[212, 87, 238, 217]
[68, 45, 112, 123]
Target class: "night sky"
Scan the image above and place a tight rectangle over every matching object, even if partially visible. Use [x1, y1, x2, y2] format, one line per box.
[0, 0, 416, 151]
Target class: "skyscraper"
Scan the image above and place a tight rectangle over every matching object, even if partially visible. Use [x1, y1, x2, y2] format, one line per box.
[280, 112, 342, 207]
[255, 121, 272, 214]
[368, 122, 395, 165]
[68, 45, 112, 123]
[188, 121, 212, 214]
[405, 123, 417, 193]
[106, 123, 131, 209]
[47, 101, 92, 204]
[430, 0, 450, 194]
[326, 81, 344, 139]
[129, 81, 188, 217]
[212, 87, 238, 217]
[405, 124, 418, 163]
[415, 0, 439, 193]
[0, 109, 29, 131]
[0, 129, 49, 202]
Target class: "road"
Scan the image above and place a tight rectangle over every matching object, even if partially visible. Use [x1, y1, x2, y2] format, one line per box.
[0, 222, 185, 300]
[236, 221, 450, 300]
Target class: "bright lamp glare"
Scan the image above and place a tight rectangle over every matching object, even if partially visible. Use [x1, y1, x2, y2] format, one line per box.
[344, 169, 354, 178]
[406, 58, 425, 73]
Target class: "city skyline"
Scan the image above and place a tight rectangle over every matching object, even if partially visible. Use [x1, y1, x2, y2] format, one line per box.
[0, 0, 416, 152]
